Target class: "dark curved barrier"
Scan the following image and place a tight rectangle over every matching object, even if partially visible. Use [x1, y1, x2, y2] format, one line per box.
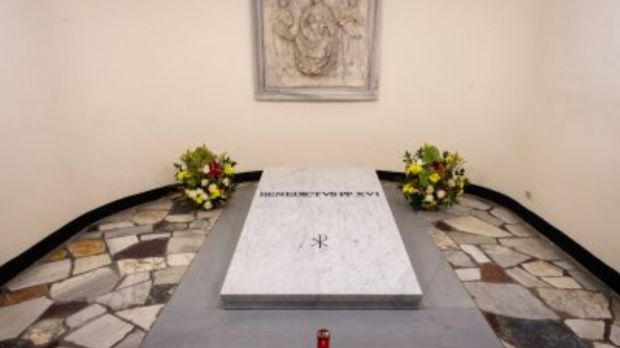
[1, 170, 617, 294]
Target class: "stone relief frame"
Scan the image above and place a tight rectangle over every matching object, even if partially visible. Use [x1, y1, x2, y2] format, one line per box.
[254, 0, 380, 101]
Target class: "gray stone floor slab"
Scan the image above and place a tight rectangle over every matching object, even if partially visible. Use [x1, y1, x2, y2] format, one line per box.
[505, 267, 549, 288]
[505, 223, 535, 237]
[490, 207, 520, 224]
[461, 244, 491, 264]
[564, 319, 605, 340]
[116, 257, 166, 276]
[98, 221, 134, 231]
[537, 288, 612, 319]
[133, 210, 167, 225]
[73, 254, 111, 275]
[443, 250, 476, 267]
[455, 268, 481, 281]
[523, 260, 563, 277]
[105, 225, 153, 239]
[114, 329, 146, 348]
[0, 297, 53, 340]
[153, 267, 187, 286]
[106, 236, 139, 255]
[469, 210, 505, 227]
[445, 216, 511, 238]
[65, 314, 134, 348]
[610, 324, 620, 346]
[481, 244, 530, 268]
[500, 238, 564, 260]
[429, 228, 459, 250]
[166, 236, 204, 254]
[166, 253, 196, 266]
[458, 196, 491, 210]
[117, 305, 163, 330]
[492, 315, 585, 348]
[465, 282, 559, 320]
[117, 272, 151, 289]
[142, 183, 502, 348]
[6, 259, 71, 291]
[50, 267, 119, 301]
[66, 304, 107, 328]
[449, 231, 497, 245]
[542, 276, 582, 289]
[22, 318, 65, 345]
[95, 281, 152, 310]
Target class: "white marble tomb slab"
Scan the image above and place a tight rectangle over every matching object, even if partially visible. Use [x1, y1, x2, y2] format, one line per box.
[220, 167, 422, 309]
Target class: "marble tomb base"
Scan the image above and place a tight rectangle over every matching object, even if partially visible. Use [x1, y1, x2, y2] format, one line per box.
[141, 179, 502, 348]
[220, 167, 422, 309]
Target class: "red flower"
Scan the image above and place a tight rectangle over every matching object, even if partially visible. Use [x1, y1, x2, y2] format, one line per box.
[208, 160, 221, 178]
[432, 162, 445, 175]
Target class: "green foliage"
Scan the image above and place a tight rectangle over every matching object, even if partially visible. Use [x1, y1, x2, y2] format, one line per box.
[422, 144, 441, 163]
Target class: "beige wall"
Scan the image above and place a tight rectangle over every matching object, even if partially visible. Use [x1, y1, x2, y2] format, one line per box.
[523, 0, 620, 271]
[0, 0, 618, 271]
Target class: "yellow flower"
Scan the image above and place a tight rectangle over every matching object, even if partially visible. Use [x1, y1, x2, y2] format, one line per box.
[406, 164, 423, 175]
[429, 173, 441, 184]
[402, 183, 416, 195]
[176, 171, 187, 181]
[223, 164, 235, 176]
[208, 184, 221, 199]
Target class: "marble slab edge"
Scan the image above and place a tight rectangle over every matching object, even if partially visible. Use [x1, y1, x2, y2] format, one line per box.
[221, 293, 421, 309]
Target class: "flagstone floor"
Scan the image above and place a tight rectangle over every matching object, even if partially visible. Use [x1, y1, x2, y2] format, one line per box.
[0, 185, 618, 348]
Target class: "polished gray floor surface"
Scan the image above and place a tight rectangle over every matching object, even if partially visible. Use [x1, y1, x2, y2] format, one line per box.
[141, 183, 502, 348]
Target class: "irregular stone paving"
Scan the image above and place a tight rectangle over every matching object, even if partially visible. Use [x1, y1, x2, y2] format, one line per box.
[421, 194, 620, 348]
[0, 194, 221, 348]
[1, 188, 618, 348]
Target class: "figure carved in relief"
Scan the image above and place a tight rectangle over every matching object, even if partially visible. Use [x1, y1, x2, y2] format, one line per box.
[270, 0, 296, 81]
[294, 0, 339, 76]
[338, 0, 365, 79]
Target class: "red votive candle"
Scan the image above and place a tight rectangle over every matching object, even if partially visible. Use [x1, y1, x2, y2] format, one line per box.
[317, 328, 331, 348]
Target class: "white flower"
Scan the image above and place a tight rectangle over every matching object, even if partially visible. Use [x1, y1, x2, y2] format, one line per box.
[222, 178, 231, 187]
[437, 190, 446, 199]
[202, 165, 210, 174]
[424, 194, 434, 203]
[201, 179, 208, 187]
[448, 179, 456, 187]
[175, 161, 187, 170]
[426, 185, 434, 194]
[187, 190, 197, 199]
[203, 200, 213, 210]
